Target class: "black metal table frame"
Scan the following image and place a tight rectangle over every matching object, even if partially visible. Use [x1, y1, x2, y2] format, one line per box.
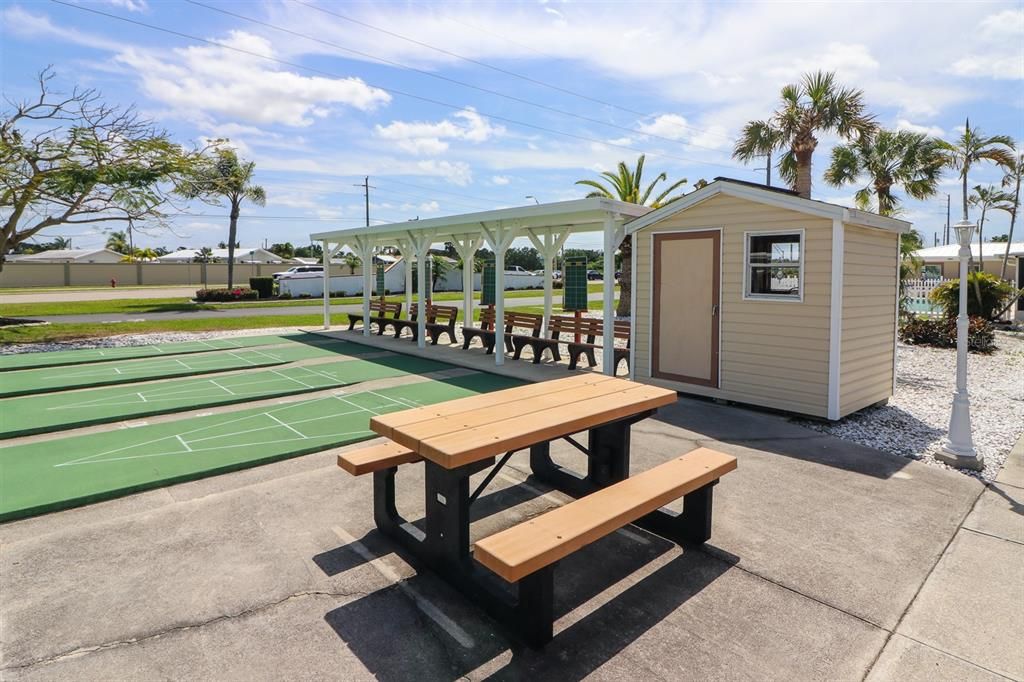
[371, 410, 717, 647]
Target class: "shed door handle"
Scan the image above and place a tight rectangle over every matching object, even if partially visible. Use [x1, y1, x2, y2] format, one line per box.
[712, 304, 719, 316]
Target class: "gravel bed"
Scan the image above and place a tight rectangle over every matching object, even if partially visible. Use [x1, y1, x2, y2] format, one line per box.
[0, 326, 314, 356]
[797, 331, 1024, 481]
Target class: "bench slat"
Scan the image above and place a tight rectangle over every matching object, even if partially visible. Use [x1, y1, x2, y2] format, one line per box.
[338, 441, 421, 475]
[473, 448, 737, 582]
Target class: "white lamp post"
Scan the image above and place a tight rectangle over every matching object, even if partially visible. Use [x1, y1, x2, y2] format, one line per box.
[936, 219, 984, 471]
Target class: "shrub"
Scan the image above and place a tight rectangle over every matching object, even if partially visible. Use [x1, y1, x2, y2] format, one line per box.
[249, 277, 275, 299]
[552, 280, 564, 290]
[899, 314, 994, 352]
[297, 292, 312, 299]
[929, 272, 1014, 320]
[277, 291, 292, 299]
[194, 287, 259, 302]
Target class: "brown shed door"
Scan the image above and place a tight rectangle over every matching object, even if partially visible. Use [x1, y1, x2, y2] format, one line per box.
[652, 231, 720, 387]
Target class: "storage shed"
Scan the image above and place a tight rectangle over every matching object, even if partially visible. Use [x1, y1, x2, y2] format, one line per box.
[626, 178, 910, 420]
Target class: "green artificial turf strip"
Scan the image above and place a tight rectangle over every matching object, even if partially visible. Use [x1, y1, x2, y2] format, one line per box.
[0, 372, 524, 521]
[0, 340, 374, 398]
[0, 352, 453, 439]
[0, 333, 320, 371]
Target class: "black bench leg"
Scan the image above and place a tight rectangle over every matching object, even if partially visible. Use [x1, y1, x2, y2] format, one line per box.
[567, 351, 579, 370]
[517, 565, 555, 648]
[588, 420, 631, 487]
[372, 467, 401, 535]
[585, 349, 598, 368]
[681, 482, 715, 544]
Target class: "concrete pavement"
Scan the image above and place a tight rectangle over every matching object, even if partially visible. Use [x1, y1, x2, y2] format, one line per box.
[2, 356, 1019, 679]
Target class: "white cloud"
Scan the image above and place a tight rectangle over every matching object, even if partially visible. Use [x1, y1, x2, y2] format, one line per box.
[948, 9, 1024, 80]
[636, 114, 689, 141]
[374, 108, 505, 154]
[113, 31, 390, 127]
[104, 0, 148, 12]
[416, 160, 473, 186]
[491, 175, 511, 185]
[895, 119, 945, 137]
[2, 6, 123, 51]
[418, 200, 441, 213]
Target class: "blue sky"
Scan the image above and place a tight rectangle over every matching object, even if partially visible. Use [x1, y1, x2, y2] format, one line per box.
[3, 0, 1022, 252]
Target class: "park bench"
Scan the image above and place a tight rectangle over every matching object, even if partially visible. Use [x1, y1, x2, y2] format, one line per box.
[473, 447, 736, 644]
[382, 304, 460, 344]
[461, 309, 543, 355]
[347, 301, 402, 333]
[559, 316, 631, 374]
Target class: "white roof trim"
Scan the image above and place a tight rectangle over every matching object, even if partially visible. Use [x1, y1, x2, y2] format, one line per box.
[310, 197, 651, 246]
[624, 181, 911, 235]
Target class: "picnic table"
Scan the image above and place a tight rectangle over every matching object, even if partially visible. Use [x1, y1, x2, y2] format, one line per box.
[338, 374, 736, 646]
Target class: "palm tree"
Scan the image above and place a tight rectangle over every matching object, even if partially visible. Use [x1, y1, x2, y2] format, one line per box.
[105, 230, 130, 254]
[824, 129, 946, 216]
[734, 71, 876, 199]
[940, 120, 1015, 222]
[999, 152, 1022, 279]
[968, 185, 1015, 268]
[575, 154, 687, 317]
[48, 236, 72, 250]
[179, 147, 266, 288]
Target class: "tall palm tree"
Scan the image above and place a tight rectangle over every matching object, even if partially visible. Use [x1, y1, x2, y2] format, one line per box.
[940, 119, 1015, 222]
[734, 71, 876, 199]
[824, 129, 946, 216]
[968, 185, 1015, 268]
[999, 151, 1022, 279]
[179, 147, 266, 288]
[342, 252, 360, 275]
[575, 154, 687, 317]
[105, 230, 130, 254]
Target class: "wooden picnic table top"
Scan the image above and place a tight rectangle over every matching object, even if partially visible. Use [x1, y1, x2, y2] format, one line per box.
[370, 374, 677, 469]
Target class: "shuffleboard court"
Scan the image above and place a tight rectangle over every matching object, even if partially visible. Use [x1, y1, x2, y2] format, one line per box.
[0, 340, 373, 398]
[0, 353, 453, 438]
[0, 333, 322, 371]
[0, 372, 523, 521]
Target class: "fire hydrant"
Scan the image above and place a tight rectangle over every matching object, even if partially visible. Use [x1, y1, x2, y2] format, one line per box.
[110, 278, 117, 288]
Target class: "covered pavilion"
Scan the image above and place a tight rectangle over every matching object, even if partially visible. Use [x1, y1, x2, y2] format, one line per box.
[310, 198, 651, 374]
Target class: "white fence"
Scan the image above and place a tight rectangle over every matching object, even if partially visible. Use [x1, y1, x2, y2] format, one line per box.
[904, 277, 949, 316]
[278, 261, 544, 297]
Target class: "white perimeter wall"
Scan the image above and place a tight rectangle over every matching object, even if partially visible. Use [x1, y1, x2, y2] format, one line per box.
[278, 261, 544, 297]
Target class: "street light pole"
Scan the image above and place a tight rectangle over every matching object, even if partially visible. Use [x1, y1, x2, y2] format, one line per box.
[936, 219, 984, 471]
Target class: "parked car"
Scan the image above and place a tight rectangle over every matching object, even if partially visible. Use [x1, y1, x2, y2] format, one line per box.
[504, 265, 532, 275]
[586, 270, 602, 280]
[273, 265, 323, 280]
[552, 270, 563, 279]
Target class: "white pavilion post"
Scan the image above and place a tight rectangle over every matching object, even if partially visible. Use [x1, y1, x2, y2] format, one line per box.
[451, 234, 483, 331]
[405, 229, 434, 350]
[483, 221, 517, 367]
[321, 240, 331, 329]
[395, 238, 413, 319]
[527, 228, 570, 335]
[601, 215, 621, 375]
[354, 236, 373, 338]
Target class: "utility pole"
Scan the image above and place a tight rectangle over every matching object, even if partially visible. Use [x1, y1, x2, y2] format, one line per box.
[765, 150, 772, 187]
[353, 176, 375, 227]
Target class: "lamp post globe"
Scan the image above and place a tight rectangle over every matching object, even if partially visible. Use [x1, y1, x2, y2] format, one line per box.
[936, 220, 983, 471]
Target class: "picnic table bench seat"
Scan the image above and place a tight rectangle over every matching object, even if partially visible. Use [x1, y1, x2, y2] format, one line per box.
[337, 441, 421, 475]
[473, 447, 737, 645]
[461, 309, 542, 355]
[347, 301, 402, 333]
[381, 304, 459, 344]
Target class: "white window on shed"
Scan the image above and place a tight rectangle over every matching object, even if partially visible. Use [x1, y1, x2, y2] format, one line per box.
[744, 231, 803, 301]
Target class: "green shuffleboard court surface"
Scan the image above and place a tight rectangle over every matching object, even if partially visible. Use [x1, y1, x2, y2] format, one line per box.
[0, 339, 377, 398]
[0, 353, 452, 439]
[0, 372, 523, 521]
[0, 333, 320, 371]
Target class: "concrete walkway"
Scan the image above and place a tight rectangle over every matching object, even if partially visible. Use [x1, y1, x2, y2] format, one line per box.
[0, 335, 1020, 680]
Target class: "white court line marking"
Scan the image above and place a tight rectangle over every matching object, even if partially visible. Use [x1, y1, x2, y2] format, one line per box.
[175, 434, 192, 452]
[137, 392, 147, 403]
[114, 367, 122, 375]
[207, 379, 235, 396]
[331, 526, 475, 649]
[270, 369, 318, 390]
[266, 413, 307, 439]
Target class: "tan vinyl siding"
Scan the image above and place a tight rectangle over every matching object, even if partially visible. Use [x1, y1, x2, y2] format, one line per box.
[839, 224, 898, 416]
[633, 193, 833, 418]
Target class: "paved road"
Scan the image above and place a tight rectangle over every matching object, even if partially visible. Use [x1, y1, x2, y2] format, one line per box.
[27, 293, 607, 324]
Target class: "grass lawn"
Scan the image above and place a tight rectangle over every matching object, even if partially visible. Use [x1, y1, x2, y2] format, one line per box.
[1, 284, 616, 318]
[0, 315, 327, 344]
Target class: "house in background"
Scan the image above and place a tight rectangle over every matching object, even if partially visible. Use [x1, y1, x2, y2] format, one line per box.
[7, 248, 124, 264]
[156, 247, 296, 264]
[626, 178, 909, 421]
[913, 242, 1022, 284]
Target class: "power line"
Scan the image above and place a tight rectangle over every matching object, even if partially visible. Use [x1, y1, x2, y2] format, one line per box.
[184, 0, 733, 155]
[48, 1, 746, 172]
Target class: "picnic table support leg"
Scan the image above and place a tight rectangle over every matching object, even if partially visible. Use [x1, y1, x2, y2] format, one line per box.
[422, 459, 494, 569]
[588, 419, 631, 487]
[517, 565, 555, 648]
[372, 467, 402, 536]
[634, 480, 718, 546]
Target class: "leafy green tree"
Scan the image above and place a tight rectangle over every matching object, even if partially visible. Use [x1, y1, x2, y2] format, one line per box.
[178, 147, 266, 288]
[576, 154, 687, 316]
[824, 129, 946, 216]
[939, 120, 1015, 222]
[269, 242, 294, 259]
[294, 244, 323, 259]
[734, 71, 876, 199]
[899, 230, 925, 316]
[0, 68, 194, 269]
[968, 185, 1014, 267]
[929, 271, 1014, 320]
[192, 246, 213, 264]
